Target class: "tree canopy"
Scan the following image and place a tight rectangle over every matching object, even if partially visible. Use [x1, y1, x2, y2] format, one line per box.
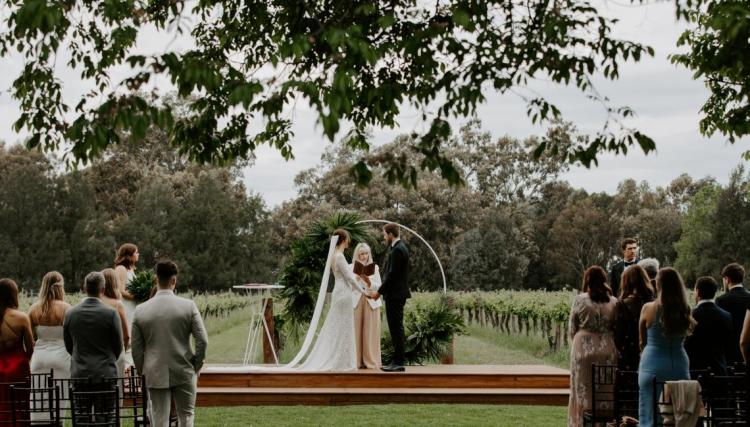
[1, 0, 660, 187]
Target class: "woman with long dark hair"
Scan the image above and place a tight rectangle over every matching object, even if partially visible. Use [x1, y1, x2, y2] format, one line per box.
[614, 265, 655, 371]
[637, 267, 695, 426]
[567, 266, 618, 427]
[0, 278, 34, 424]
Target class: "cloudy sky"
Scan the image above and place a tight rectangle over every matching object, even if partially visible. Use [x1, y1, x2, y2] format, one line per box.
[1, 1, 747, 207]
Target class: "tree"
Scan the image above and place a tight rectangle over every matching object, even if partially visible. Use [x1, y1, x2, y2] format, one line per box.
[671, 0, 750, 150]
[674, 182, 723, 284]
[1, 0, 656, 186]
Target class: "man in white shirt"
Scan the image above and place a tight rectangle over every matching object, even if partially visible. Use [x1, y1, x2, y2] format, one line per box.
[132, 260, 208, 427]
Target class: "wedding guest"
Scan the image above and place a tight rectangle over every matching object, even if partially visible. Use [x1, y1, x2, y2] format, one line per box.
[741, 309, 750, 363]
[567, 266, 618, 427]
[609, 238, 640, 297]
[114, 243, 139, 366]
[684, 276, 733, 375]
[101, 268, 130, 377]
[0, 278, 34, 425]
[716, 262, 750, 365]
[637, 258, 659, 294]
[28, 271, 72, 421]
[614, 265, 654, 371]
[63, 272, 123, 382]
[638, 268, 695, 427]
[351, 243, 382, 369]
[132, 260, 208, 427]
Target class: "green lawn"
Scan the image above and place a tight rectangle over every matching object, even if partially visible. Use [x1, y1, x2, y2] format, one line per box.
[195, 404, 566, 426]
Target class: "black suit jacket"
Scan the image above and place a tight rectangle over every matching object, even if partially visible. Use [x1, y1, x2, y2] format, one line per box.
[608, 259, 639, 298]
[63, 298, 123, 381]
[684, 301, 733, 375]
[716, 286, 750, 364]
[379, 240, 411, 301]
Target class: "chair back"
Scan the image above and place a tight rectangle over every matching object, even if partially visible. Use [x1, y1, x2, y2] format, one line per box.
[9, 385, 61, 426]
[70, 384, 120, 427]
[614, 369, 639, 422]
[704, 374, 749, 425]
[584, 364, 617, 425]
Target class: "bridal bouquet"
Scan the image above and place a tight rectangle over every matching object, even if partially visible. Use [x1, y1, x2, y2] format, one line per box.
[127, 270, 156, 303]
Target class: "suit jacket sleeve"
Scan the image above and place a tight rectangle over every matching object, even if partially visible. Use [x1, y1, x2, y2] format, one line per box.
[111, 309, 123, 359]
[379, 246, 406, 297]
[131, 314, 145, 375]
[684, 308, 699, 361]
[191, 302, 209, 372]
[63, 312, 73, 355]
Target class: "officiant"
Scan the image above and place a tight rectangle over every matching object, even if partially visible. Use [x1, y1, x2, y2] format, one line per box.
[351, 243, 382, 369]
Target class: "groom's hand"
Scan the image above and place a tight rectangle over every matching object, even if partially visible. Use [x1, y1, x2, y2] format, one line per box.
[370, 291, 380, 300]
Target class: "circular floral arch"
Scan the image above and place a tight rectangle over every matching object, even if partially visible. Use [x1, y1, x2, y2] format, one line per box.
[356, 219, 447, 294]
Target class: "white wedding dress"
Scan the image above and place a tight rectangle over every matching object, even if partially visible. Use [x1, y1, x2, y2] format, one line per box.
[297, 252, 366, 371]
[121, 269, 136, 371]
[30, 326, 71, 421]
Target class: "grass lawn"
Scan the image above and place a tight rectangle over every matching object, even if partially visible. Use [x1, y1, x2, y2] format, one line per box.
[195, 404, 566, 426]
[455, 325, 570, 368]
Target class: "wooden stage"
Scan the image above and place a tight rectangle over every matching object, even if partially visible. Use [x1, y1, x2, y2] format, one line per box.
[197, 365, 570, 406]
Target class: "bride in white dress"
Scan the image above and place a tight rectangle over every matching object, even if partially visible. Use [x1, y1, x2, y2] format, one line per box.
[297, 229, 368, 371]
[28, 271, 72, 421]
[114, 243, 139, 368]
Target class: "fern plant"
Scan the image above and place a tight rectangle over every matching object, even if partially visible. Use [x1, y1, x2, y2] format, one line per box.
[381, 294, 466, 365]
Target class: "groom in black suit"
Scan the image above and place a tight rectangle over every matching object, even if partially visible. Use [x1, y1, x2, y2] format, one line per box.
[369, 223, 410, 372]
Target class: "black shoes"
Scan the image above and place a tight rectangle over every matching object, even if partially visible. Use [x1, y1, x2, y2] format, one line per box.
[381, 364, 406, 372]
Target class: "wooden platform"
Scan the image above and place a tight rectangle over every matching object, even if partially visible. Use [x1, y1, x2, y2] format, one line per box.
[197, 365, 570, 406]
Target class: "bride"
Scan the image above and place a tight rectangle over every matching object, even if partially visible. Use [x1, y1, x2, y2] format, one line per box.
[297, 229, 368, 371]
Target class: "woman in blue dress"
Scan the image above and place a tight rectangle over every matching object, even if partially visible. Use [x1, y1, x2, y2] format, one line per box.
[638, 267, 696, 426]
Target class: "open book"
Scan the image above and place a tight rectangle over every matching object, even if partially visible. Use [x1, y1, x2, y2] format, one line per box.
[353, 261, 376, 276]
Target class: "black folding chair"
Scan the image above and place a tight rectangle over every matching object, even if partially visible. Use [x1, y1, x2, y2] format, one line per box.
[583, 364, 617, 426]
[105, 372, 149, 427]
[614, 369, 640, 423]
[70, 384, 120, 427]
[704, 374, 748, 426]
[52, 376, 93, 423]
[10, 384, 61, 426]
[0, 379, 29, 425]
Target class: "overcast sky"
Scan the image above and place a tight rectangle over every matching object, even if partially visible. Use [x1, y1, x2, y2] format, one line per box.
[1, 1, 747, 208]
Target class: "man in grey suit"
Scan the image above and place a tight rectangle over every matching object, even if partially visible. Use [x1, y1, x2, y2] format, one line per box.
[132, 260, 208, 427]
[64, 271, 124, 381]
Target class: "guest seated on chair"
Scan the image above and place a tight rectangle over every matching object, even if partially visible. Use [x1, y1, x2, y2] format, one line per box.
[684, 276, 733, 375]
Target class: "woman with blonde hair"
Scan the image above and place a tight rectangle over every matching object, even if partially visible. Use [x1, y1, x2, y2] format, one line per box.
[101, 268, 130, 377]
[350, 243, 382, 369]
[27, 272, 70, 421]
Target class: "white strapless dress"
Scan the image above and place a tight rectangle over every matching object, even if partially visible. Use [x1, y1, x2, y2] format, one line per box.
[30, 326, 71, 421]
[122, 270, 136, 369]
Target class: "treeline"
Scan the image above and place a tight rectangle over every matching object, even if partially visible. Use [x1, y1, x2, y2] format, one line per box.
[0, 128, 274, 292]
[2, 120, 748, 293]
[269, 120, 750, 291]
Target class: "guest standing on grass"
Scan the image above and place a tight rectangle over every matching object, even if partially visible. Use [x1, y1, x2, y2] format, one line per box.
[614, 265, 654, 371]
[0, 278, 34, 425]
[684, 276, 733, 375]
[609, 238, 640, 298]
[101, 268, 130, 378]
[28, 271, 71, 422]
[114, 243, 139, 367]
[638, 268, 694, 427]
[63, 272, 123, 382]
[716, 263, 750, 365]
[638, 258, 660, 295]
[132, 260, 208, 427]
[567, 266, 618, 427]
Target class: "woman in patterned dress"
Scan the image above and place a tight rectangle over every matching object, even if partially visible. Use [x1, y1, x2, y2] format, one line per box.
[568, 266, 618, 427]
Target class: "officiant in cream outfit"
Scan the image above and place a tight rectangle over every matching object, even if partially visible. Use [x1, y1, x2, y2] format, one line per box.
[351, 243, 382, 369]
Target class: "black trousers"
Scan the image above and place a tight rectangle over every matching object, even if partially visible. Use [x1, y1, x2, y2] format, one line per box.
[385, 298, 407, 366]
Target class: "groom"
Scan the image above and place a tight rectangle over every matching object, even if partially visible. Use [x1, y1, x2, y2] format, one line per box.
[368, 223, 410, 372]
